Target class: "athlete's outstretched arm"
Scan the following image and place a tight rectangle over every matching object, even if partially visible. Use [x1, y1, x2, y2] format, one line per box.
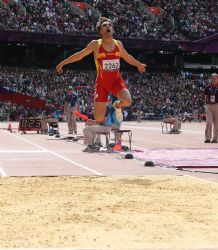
[56, 40, 96, 74]
[118, 41, 146, 73]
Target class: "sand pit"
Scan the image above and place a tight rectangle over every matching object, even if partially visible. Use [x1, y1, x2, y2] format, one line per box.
[0, 176, 218, 249]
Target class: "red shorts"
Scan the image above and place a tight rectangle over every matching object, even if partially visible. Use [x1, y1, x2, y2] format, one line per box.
[94, 77, 127, 102]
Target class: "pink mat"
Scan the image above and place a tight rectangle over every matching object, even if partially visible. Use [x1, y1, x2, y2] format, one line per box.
[131, 148, 218, 168]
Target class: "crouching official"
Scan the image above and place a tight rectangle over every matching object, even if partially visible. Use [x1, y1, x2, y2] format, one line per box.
[41, 100, 59, 133]
[83, 98, 121, 152]
[163, 99, 181, 133]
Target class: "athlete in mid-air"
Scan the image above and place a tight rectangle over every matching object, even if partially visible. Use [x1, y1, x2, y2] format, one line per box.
[56, 17, 146, 123]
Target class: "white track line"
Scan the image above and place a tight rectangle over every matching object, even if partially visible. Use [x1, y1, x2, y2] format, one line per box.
[0, 130, 47, 151]
[0, 164, 6, 176]
[0, 150, 47, 153]
[47, 150, 102, 175]
[0, 130, 102, 176]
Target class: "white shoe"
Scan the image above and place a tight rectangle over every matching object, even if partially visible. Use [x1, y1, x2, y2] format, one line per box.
[113, 101, 123, 122]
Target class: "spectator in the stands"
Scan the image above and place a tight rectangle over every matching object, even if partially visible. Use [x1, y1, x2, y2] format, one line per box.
[41, 100, 59, 133]
[0, 0, 216, 40]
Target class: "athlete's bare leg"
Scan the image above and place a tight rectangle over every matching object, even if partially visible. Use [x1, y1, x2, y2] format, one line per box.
[112, 89, 132, 122]
[94, 89, 131, 123]
[94, 101, 107, 123]
[115, 89, 132, 108]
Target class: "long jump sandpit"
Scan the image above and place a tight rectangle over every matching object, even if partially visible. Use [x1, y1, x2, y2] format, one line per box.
[0, 176, 218, 249]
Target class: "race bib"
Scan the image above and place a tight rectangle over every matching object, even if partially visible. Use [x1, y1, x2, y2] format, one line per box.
[210, 95, 215, 103]
[102, 59, 120, 71]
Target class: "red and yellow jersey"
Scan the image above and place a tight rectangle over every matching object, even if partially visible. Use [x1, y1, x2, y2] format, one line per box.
[95, 39, 121, 85]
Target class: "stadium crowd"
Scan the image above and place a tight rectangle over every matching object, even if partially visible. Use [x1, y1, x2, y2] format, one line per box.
[89, 0, 184, 40]
[0, 100, 42, 121]
[0, 0, 217, 40]
[0, 0, 96, 34]
[0, 66, 207, 121]
[144, 0, 217, 39]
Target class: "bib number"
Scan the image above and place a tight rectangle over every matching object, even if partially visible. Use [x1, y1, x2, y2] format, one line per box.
[102, 59, 120, 71]
[210, 95, 215, 103]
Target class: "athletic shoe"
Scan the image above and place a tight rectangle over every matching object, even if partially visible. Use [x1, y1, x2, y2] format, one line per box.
[211, 140, 218, 143]
[83, 145, 98, 152]
[204, 139, 210, 143]
[41, 130, 48, 134]
[169, 129, 180, 134]
[95, 143, 103, 148]
[113, 101, 123, 122]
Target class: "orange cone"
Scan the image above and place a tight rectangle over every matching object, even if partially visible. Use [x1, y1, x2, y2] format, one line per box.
[7, 123, 12, 132]
[113, 133, 122, 151]
[113, 143, 122, 151]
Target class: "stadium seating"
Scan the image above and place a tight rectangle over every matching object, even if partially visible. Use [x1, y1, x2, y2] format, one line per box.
[0, 0, 216, 40]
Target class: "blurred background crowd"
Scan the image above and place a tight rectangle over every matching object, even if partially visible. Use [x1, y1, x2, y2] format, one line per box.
[0, 66, 206, 121]
[0, 0, 217, 40]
